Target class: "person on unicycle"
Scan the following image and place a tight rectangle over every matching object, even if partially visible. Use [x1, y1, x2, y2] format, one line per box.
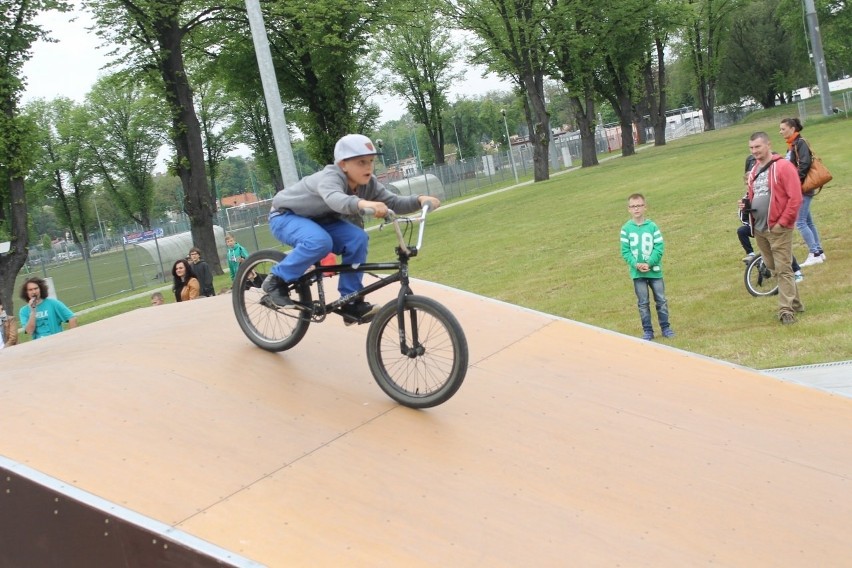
[262, 134, 440, 325]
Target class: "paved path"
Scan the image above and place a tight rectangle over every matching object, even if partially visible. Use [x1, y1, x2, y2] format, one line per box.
[764, 360, 852, 398]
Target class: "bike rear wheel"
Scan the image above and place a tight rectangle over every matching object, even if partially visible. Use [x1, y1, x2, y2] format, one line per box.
[744, 254, 779, 297]
[232, 250, 312, 351]
[366, 295, 468, 409]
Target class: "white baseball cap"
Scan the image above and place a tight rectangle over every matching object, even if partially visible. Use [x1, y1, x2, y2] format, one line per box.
[334, 134, 382, 163]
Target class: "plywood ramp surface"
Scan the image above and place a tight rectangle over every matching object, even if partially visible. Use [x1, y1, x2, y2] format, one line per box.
[2, 281, 851, 567]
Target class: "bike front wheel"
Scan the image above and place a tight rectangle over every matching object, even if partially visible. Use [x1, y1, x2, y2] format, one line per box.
[232, 250, 312, 351]
[744, 254, 779, 297]
[366, 295, 468, 409]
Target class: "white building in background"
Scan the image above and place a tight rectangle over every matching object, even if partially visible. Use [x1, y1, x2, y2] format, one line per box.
[793, 77, 852, 101]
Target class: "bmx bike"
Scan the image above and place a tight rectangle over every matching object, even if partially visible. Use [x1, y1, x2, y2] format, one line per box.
[744, 253, 779, 297]
[232, 205, 469, 409]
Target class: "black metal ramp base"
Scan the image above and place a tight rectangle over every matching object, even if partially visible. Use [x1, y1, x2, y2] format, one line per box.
[0, 457, 262, 568]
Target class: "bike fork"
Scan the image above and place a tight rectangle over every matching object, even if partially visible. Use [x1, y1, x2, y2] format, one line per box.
[395, 287, 424, 357]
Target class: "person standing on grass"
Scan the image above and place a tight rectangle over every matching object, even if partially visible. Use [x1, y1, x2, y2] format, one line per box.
[740, 131, 803, 324]
[18, 277, 78, 340]
[620, 193, 674, 341]
[225, 234, 249, 281]
[779, 117, 826, 267]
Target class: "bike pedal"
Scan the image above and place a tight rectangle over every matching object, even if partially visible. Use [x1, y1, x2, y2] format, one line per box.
[339, 310, 378, 327]
[260, 295, 308, 313]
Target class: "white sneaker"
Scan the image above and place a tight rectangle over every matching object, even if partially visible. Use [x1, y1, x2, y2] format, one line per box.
[742, 252, 756, 262]
[794, 272, 804, 283]
[819, 251, 826, 261]
[800, 253, 823, 267]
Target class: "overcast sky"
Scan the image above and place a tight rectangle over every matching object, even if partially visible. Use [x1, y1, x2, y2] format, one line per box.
[22, 3, 511, 124]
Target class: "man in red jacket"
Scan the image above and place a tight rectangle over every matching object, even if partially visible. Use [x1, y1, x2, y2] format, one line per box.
[743, 131, 804, 324]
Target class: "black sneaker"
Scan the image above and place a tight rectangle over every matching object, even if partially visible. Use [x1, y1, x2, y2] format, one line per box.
[261, 274, 295, 308]
[339, 300, 379, 326]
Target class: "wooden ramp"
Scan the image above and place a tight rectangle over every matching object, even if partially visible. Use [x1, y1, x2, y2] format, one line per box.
[2, 281, 852, 567]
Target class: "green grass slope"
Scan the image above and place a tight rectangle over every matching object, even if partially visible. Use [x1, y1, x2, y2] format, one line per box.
[383, 114, 850, 369]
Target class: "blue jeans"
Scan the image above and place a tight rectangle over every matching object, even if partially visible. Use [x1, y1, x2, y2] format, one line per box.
[795, 193, 822, 253]
[269, 212, 368, 297]
[633, 277, 670, 333]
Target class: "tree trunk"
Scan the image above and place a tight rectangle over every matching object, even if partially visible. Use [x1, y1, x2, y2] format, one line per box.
[522, 71, 550, 182]
[600, 56, 635, 157]
[697, 75, 716, 131]
[689, 21, 715, 132]
[652, 37, 667, 147]
[425, 115, 446, 166]
[608, 84, 635, 157]
[156, 20, 221, 273]
[0, 175, 29, 315]
[634, 98, 650, 145]
[569, 92, 599, 168]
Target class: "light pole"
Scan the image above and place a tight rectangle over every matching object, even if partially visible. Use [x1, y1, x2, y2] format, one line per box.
[452, 115, 463, 161]
[405, 118, 423, 175]
[92, 194, 106, 245]
[245, 0, 299, 186]
[803, 0, 833, 116]
[501, 109, 519, 184]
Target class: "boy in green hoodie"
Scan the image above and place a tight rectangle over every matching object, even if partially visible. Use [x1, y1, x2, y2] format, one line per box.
[620, 193, 674, 341]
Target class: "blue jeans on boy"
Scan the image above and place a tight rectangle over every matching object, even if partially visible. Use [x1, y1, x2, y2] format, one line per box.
[633, 277, 670, 333]
[795, 192, 822, 254]
[269, 212, 368, 297]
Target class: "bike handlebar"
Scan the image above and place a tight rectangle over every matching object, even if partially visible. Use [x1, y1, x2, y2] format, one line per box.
[359, 204, 432, 255]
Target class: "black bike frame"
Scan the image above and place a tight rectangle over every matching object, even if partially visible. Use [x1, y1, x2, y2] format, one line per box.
[294, 206, 431, 350]
[306, 258, 409, 306]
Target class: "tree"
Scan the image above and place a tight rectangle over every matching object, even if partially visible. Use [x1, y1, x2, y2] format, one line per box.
[591, 0, 656, 157]
[25, 97, 97, 254]
[447, 0, 553, 182]
[151, 171, 183, 217]
[640, 0, 687, 146]
[83, 74, 165, 229]
[381, 4, 462, 166]
[215, 156, 251, 198]
[1, 0, 70, 314]
[229, 97, 282, 191]
[680, 0, 739, 131]
[777, 0, 851, 83]
[194, 74, 238, 211]
[212, 0, 388, 164]
[547, 0, 603, 167]
[717, 0, 798, 108]
[664, 54, 698, 109]
[84, 0, 227, 273]
[445, 98, 488, 162]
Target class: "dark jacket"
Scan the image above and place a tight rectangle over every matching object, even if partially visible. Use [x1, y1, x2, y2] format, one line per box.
[787, 135, 812, 184]
[192, 260, 215, 297]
